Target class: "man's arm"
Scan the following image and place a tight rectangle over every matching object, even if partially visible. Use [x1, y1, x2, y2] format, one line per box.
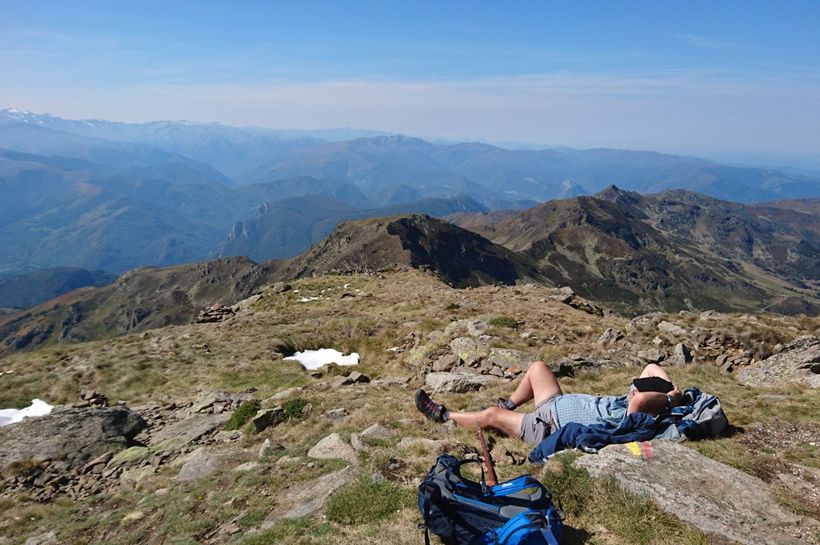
[635, 363, 683, 406]
[627, 391, 670, 416]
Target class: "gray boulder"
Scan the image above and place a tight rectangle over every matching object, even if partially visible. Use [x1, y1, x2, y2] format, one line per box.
[150, 413, 229, 452]
[597, 327, 625, 344]
[307, 433, 357, 465]
[359, 423, 392, 443]
[575, 441, 816, 545]
[657, 320, 688, 337]
[177, 448, 220, 482]
[736, 336, 820, 388]
[425, 372, 497, 393]
[445, 319, 489, 338]
[252, 407, 284, 433]
[0, 407, 145, 470]
[432, 354, 459, 372]
[24, 532, 57, 545]
[670, 342, 693, 364]
[177, 447, 245, 482]
[262, 466, 354, 526]
[637, 348, 665, 363]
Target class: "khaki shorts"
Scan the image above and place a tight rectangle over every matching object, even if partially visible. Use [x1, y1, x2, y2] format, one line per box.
[519, 394, 560, 445]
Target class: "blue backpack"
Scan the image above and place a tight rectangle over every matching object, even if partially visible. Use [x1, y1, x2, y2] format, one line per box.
[418, 455, 563, 545]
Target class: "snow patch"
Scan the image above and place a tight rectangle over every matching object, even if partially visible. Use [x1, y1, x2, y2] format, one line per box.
[284, 349, 359, 370]
[0, 399, 53, 427]
[297, 296, 321, 303]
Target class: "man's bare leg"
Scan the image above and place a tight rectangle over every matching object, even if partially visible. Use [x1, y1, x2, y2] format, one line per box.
[639, 363, 672, 382]
[447, 407, 524, 437]
[507, 361, 563, 408]
[431, 361, 563, 437]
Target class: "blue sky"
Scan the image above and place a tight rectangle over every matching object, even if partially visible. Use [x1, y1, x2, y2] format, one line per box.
[1, 1, 819, 166]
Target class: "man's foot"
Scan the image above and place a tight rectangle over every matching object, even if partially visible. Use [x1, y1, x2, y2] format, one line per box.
[415, 389, 447, 423]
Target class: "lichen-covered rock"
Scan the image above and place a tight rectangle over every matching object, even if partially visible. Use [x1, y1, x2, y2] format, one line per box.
[670, 342, 693, 364]
[0, 407, 146, 470]
[424, 371, 497, 393]
[736, 336, 820, 388]
[575, 441, 817, 545]
[449, 337, 488, 366]
[484, 348, 533, 371]
[444, 319, 489, 338]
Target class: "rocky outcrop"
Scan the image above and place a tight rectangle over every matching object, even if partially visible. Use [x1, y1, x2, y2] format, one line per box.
[0, 406, 147, 501]
[549, 286, 604, 316]
[736, 336, 820, 388]
[194, 304, 235, 324]
[0, 407, 145, 470]
[406, 319, 531, 380]
[575, 441, 818, 545]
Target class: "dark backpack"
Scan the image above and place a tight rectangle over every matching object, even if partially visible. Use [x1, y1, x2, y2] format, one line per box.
[659, 387, 729, 440]
[418, 454, 563, 545]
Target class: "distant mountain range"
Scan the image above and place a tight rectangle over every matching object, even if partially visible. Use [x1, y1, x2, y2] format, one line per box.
[1, 187, 816, 354]
[1, 107, 819, 307]
[449, 187, 818, 314]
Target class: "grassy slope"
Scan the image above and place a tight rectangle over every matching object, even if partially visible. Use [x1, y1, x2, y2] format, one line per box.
[0, 270, 818, 545]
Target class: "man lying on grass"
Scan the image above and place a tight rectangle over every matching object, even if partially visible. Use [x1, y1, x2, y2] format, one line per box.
[416, 362, 687, 447]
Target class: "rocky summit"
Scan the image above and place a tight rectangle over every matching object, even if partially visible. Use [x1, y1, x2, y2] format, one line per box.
[0, 268, 818, 545]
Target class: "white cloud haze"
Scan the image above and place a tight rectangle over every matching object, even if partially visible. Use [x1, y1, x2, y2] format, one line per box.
[3, 71, 820, 161]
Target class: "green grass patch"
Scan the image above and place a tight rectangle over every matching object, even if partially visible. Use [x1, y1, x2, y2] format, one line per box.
[325, 476, 415, 525]
[489, 316, 519, 328]
[225, 400, 261, 431]
[281, 397, 308, 419]
[239, 518, 337, 545]
[109, 446, 151, 466]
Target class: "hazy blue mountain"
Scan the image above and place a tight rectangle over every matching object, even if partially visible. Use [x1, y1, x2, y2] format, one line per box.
[214, 194, 487, 262]
[0, 122, 234, 188]
[4, 109, 817, 205]
[0, 149, 369, 272]
[2, 107, 819, 281]
[0, 267, 115, 309]
[0, 145, 484, 274]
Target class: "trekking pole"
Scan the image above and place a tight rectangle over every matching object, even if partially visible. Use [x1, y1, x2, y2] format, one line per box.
[477, 427, 498, 486]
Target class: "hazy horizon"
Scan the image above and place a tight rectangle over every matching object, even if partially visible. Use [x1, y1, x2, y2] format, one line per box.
[2, 1, 820, 168]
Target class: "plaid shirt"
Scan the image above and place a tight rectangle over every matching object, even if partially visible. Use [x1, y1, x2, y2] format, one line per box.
[550, 394, 629, 429]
